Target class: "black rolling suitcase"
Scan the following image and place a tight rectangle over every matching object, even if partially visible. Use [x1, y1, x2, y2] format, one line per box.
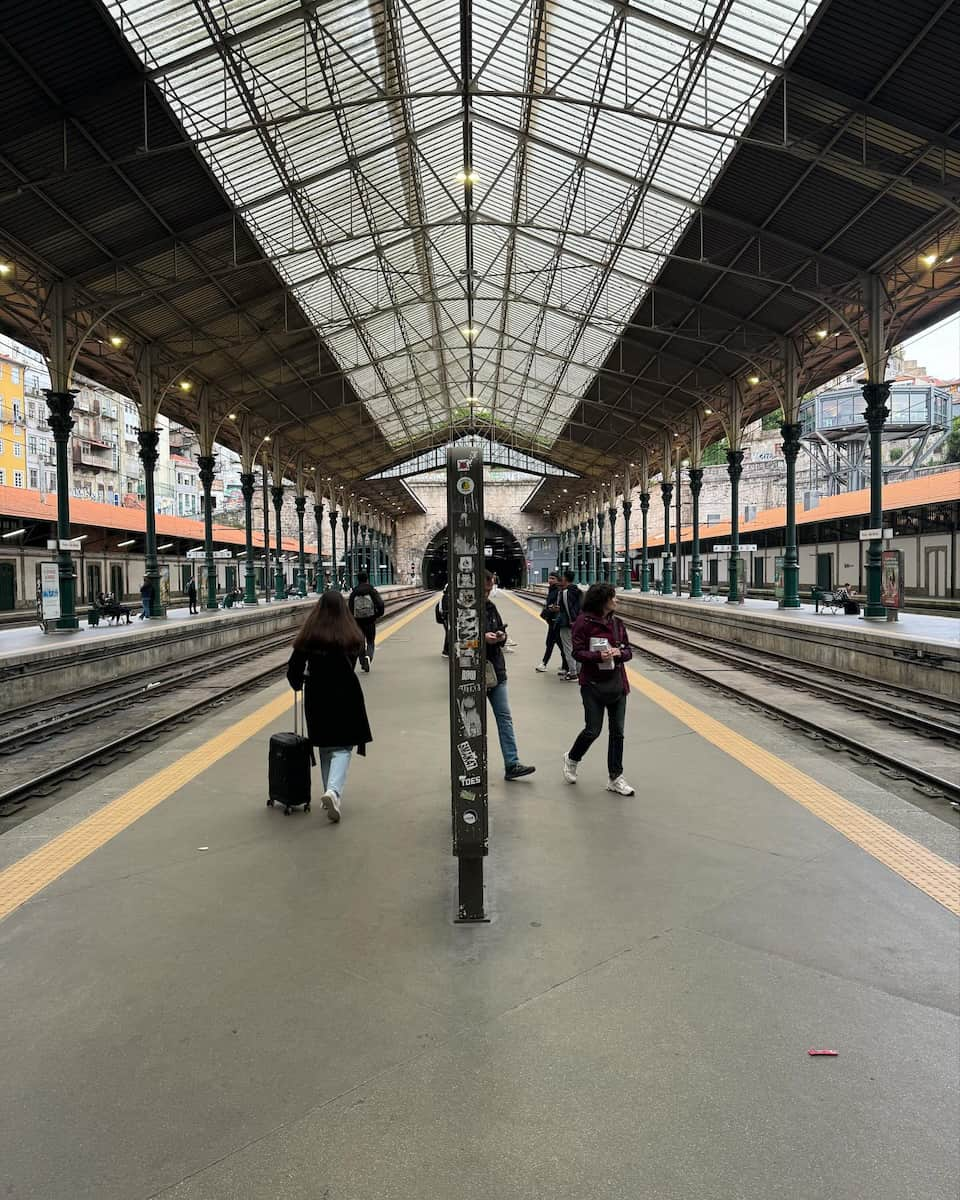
[267, 692, 313, 815]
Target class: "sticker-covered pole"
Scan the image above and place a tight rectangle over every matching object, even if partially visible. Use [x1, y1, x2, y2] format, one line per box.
[447, 445, 488, 921]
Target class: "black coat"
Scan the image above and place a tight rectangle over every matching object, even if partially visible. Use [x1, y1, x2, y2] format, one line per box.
[483, 598, 508, 684]
[286, 648, 372, 754]
[557, 582, 582, 627]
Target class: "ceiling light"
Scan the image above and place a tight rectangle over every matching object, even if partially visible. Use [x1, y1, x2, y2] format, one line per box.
[921, 253, 938, 268]
[456, 168, 479, 187]
[460, 325, 480, 341]
[179, 380, 192, 391]
[1, 528, 26, 538]
[109, 335, 124, 348]
[117, 538, 136, 547]
[0, 262, 12, 276]
[75, 534, 89, 541]
[228, 412, 236, 420]
[704, 407, 713, 414]
[263, 434, 271, 442]
[946, 257, 954, 264]
[748, 375, 760, 385]
[816, 329, 828, 339]
[157, 543, 174, 550]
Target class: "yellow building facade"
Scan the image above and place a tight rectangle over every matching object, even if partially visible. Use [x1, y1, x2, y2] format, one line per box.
[0, 353, 28, 489]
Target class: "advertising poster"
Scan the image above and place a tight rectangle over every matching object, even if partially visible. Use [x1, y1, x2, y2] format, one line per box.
[39, 561, 61, 623]
[159, 564, 171, 610]
[880, 549, 903, 611]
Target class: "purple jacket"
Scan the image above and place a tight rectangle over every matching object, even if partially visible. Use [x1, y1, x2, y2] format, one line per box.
[571, 612, 633, 693]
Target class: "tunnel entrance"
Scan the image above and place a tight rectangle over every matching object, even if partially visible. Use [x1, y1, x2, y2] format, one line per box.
[422, 521, 525, 589]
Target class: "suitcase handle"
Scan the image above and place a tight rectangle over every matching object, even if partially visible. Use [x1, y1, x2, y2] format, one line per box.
[293, 688, 303, 738]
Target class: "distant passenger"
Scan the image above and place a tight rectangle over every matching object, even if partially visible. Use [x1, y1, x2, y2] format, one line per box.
[439, 583, 450, 657]
[139, 579, 153, 619]
[348, 570, 385, 672]
[286, 590, 372, 823]
[562, 582, 635, 796]
[187, 576, 198, 614]
[483, 570, 535, 781]
[555, 569, 582, 681]
[535, 571, 569, 675]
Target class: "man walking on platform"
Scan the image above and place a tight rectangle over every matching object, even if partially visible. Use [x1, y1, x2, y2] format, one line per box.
[348, 570, 385, 672]
[139, 578, 153, 620]
[555, 569, 582, 680]
[483, 570, 535, 781]
[187, 576, 198, 614]
[535, 571, 568, 675]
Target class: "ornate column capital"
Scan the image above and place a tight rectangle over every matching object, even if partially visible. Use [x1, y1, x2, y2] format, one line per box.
[137, 428, 160, 471]
[294, 495, 306, 516]
[861, 381, 891, 429]
[638, 492, 650, 513]
[780, 422, 803, 462]
[725, 448, 745, 482]
[197, 454, 215, 490]
[314, 501, 324, 521]
[687, 467, 704, 495]
[271, 484, 285, 510]
[608, 505, 617, 522]
[44, 390, 77, 440]
[240, 471, 256, 502]
[622, 499, 633, 518]
[328, 507, 339, 529]
[660, 480, 673, 505]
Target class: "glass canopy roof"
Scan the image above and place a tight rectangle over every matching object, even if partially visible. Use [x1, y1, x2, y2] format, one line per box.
[106, 0, 816, 452]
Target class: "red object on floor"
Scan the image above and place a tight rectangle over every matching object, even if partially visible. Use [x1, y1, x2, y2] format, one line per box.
[808, 1049, 839, 1056]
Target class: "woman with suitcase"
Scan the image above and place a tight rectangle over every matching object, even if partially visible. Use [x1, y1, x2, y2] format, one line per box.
[285, 591, 373, 823]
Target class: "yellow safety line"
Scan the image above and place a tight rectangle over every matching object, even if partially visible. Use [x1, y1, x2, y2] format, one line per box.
[0, 596, 435, 923]
[504, 591, 960, 916]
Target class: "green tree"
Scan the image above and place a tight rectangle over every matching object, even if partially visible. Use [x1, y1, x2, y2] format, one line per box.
[761, 406, 784, 431]
[946, 416, 960, 464]
[701, 437, 729, 466]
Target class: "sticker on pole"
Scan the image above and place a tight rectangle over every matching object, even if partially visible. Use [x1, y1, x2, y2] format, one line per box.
[457, 458, 471, 472]
[456, 477, 475, 495]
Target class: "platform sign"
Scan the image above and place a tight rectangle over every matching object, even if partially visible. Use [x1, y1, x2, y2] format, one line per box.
[446, 445, 488, 921]
[38, 561, 61, 626]
[880, 549, 903, 618]
[860, 528, 894, 541]
[713, 544, 758, 553]
[46, 537, 83, 551]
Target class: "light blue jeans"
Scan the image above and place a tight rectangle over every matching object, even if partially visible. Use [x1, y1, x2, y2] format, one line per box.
[486, 682, 519, 770]
[317, 747, 352, 798]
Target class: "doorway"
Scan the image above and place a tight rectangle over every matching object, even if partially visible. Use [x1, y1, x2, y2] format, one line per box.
[924, 546, 947, 597]
[752, 557, 765, 587]
[816, 553, 833, 591]
[0, 562, 15, 610]
[86, 563, 102, 601]
[110, 564, 124, 599]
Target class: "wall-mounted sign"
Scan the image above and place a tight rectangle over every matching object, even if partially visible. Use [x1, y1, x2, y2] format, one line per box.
[859, 528, 894, 541]
[712, 544, 758, 553]
[46, 537, 84, 551]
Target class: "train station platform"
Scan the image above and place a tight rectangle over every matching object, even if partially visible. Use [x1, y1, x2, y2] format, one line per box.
[0, 593, 957, 1200]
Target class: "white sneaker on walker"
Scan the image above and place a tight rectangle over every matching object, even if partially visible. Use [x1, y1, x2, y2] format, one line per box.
[606, 776, 635, 796]
[535, 663, 548, 672]
[321, 789, 341, 822]
[562, 754, 578, 784]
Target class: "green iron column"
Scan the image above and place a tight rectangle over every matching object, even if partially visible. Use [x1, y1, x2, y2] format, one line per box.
[608, 504, 617, 586]
[262, 467, 272, 602]
[639, 493, 650, 591]
[660, 479, 674, 594]
[138, 428, 166, 618]
[862, 382, 891, 619]
[313, 499, 324, 592]
[341, 513, 350, 589]
[780, 422, 802, 609]
[328, 507, 339, 590]
[360, 524, 368, 577]
[688, 467, 703, 599]
[43, 391, 80, 630]
[726, 449, 744, 603]
[295, 495, 307, 596]
[271, 485, 285, 597]
[621, 500, 633, 590]
[596, 510, 606, 582]
[197, 455, 217, 610]
[240, 472, 257, 604]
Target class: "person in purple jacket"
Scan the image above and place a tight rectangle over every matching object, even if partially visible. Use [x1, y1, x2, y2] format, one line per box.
[562, 582, 636, 796]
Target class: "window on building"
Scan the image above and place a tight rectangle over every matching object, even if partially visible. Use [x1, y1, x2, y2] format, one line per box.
[11, 367, 20, 384]
[13, 471, 23, 488]
[46, 472, 56, 491]
[28, 468, 38, 489]
[0, 439, 4, 455]
[28, 436, 38, 455]
[0, 469, 4, 485]
[27, 402, 36, 421]
[13, 441, 22, 458]
[12, 401, 21, 421]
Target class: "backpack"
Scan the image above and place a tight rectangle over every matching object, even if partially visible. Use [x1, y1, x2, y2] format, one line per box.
[353, 592, 375, 620]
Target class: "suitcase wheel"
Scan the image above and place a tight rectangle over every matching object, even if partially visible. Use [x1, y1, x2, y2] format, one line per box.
[284, 806, 292, 815]
[304, 802, 311, 813]
[267, 798, 275, 807]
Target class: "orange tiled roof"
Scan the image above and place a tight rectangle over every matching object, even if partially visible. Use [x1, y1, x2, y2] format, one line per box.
[0, 485, 310, 553]
[634, 468, 960, 550]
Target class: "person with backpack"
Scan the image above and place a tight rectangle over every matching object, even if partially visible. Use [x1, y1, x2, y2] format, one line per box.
[535, 571, 568, 675]
[562, 582, 635, 797]
[483, 570, 535, 781]
[347, 570, 385, 672]
[139, 578, 153, 620]
[186, 576, 198, 614]
[286, 590, 372, 823]
[555, 569, 582, 680]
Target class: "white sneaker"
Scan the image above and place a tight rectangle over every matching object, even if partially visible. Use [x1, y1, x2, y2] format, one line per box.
[606, 776, 635, 797]
[535, 663, 548, 672]
[562, 754, 578, 784]
[321, 789, 341, 822]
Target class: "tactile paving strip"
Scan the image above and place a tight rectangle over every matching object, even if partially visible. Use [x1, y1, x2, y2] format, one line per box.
[0, 597, 435, 924]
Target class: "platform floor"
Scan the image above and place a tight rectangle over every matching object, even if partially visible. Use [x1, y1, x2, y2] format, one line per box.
[613, 588, 960, 646]
[0, 594, 957, 1200]
[0, 585, 409, 657]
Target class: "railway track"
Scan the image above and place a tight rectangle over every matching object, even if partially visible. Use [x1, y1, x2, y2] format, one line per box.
[0, 590, 430, 824]
[517, 590, 960, 813]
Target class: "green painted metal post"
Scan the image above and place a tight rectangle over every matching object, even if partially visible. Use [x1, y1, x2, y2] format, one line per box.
[295, 495, 307, 596]
[689, 467, 703, 598]
[608, 505, 617, 587]
[621, 500, 633, 590]
[862, 382, 890, 619]
[341, 514, 350, 589]
[313, 500, 324, 592]
[43, 391, 80, 630]
[660, 480, 673, 595]
[241, 472, 258, 604]
[780, 423, 802, 609]
[138, 428, 166, 618]
[328, 508, 339, 590]
[726, 449, 744, 603]
[639, 493, 650, 591]
[596, 510, 606, 582]
[197, 455, 218, 610]
[271, 485, 285, 598]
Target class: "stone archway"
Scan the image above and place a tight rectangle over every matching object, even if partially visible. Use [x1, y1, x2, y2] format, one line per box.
[422, 520, 525, 588]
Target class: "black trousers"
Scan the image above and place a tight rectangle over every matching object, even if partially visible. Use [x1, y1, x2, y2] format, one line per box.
[542, 621, 567, 669]
[569, 684, 627, 779]
[357, 619, 376, 661]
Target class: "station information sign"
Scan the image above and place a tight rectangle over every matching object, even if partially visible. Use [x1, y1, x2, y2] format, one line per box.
[446, 446, 488, 921]
[712, 544, 758, 553]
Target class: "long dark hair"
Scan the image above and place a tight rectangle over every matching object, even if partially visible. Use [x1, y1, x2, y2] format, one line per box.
[293, 590, 365, 654]
[582, 582, 616, 615]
